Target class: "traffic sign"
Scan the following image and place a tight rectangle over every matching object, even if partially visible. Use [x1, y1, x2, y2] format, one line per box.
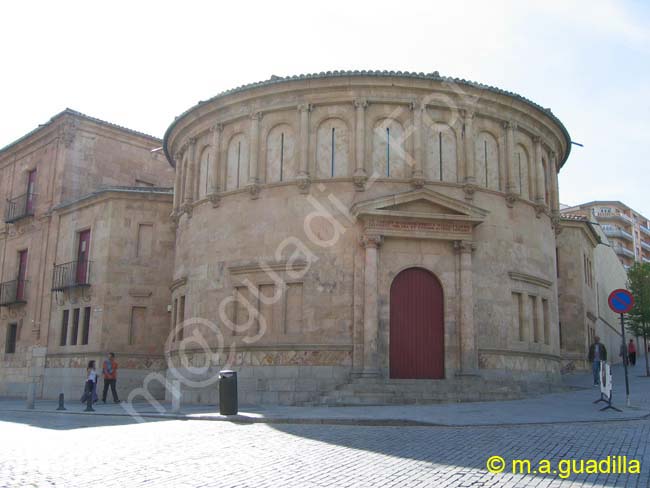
[608, 289, 634, 314]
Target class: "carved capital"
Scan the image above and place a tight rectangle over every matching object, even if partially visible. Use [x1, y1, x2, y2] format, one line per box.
[211, 123, 224, 133]
[535, 203, 547, 218]
[460, 109, 475, 121]
[360, 234, 383, 249]
[207, 192, 221, 208]
[248, 182, 261, 199]
[170, 210, 181, 225]
[181, 202, 193, 219]
[532, 135, 542, 145]
[353, 99, 368, 110]
[462, 182, 476, 201]
[505, 192, 517, 208]
[453, 240, 475, 254]
[410, 170, 425, 189]
[297, 103, 312, 113]
[353, 169, 368, 191]
[503, 120, 517, 131]
[251, 111, 263, 121]
[296, 173, 311, 194]
[188, 137, 198, 146]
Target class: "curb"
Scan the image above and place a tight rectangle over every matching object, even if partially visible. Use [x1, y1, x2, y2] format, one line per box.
[1, 407, 649, 428]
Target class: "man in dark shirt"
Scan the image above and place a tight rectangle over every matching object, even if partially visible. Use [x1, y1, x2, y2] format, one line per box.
[588, 337, 607, 387]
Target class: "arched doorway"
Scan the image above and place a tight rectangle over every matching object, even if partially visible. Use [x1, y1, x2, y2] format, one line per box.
[389, 267, 444, 379]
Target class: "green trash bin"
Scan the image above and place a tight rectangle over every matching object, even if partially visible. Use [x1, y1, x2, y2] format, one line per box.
[219, 370, 238, 415]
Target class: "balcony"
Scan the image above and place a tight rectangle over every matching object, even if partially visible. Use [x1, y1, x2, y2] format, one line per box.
[602, 226, 633, 242]
[641, 226, 650, 237]
[594, 211, 632, 225]
[51, 260, 92, 291]
[643, 256, 650, 264]
[4, 193, 36, 223]
[641, 241, 650, 252]
[0, 280, 28, 306]
[612, 245, 635, 259]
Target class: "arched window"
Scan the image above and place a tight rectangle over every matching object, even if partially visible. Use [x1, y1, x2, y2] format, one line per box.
[475, 131, 500, 191]
[198, 146, 211, 198]
[226, 134, 248, 191]
[266, 124, 296, 183]
[515, 144, 531, 200]
[426, 124, 457, 182]
[316, 118, 349, 178]
[372, 119, 406, 178]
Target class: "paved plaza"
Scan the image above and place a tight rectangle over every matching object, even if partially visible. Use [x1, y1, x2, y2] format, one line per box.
[1, 362, 649, 487]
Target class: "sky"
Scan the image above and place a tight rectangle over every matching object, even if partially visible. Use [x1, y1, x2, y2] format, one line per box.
[1, 0, 648, 216]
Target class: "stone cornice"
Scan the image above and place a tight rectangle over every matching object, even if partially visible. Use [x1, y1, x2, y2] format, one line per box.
[508, 271, 553, 289]
[164, 70, 572, 168]
[52, 187, 173, 216]
[228, 259, 308, 275]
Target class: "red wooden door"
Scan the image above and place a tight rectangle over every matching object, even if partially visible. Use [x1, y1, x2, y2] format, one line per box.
[26, 169, 36, 214]
[16, 250, 27, 301]
[390, 267, 444, 379]
[76, 230, 90, 284]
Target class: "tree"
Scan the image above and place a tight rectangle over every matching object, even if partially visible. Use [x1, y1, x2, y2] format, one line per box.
[627, 262, 650, 376]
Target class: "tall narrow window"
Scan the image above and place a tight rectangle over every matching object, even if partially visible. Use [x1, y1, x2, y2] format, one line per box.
[542, 299, 550, 345]
[76, 230, 91, 285]
[81, 307, 91, 345]
[517, 152, 522, 193]
[16, 249, 27, 301]
[136, 223, 153, 258]
[279, 132, 284, 181]
[171, 298, 178, 342]
[483, 140, 488, 187]
[70, 308, 80, 346]
[512, 292, 524, 341]
[60, 310, 69, 346]
[331, 128, 335, 178]
[129, 307, 146, 345]
[5, 323, 17, 354]
[530, 296, 539, 343]
[438, 132, 443, 181]
[386, 127, 391, 176]
[237, 141, 241, 188]
[177, 296, 185, 341]
[26, 169, 36, 214]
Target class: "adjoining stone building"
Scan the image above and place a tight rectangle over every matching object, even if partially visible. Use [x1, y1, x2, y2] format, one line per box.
[0, 109, 174, 399]
[556, 215, 626, 372]
[163, 71, 572, 405]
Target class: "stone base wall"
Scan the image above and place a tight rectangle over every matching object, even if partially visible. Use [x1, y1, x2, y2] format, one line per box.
[165, 365, 351, 405]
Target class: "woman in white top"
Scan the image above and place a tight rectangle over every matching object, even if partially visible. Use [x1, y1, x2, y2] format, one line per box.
[83, 360, 97, 403]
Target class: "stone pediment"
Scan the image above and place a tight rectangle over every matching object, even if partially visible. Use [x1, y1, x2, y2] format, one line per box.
[351, 188, 488, 240]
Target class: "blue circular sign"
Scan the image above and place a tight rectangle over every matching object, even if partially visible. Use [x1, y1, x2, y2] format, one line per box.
[608, 289, 634, 314]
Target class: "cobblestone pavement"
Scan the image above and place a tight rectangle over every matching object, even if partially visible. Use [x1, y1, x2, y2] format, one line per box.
[1, 411, 648, 487]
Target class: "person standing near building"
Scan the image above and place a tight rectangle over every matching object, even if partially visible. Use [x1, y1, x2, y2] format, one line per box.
[82, 360, 97, 404]
[628, 339, 637, 367]
[102, 352, 120, 403]
[588, 336, 607, 387]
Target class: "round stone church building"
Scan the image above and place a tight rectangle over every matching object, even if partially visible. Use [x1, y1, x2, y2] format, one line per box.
[163, 71, 570, 405]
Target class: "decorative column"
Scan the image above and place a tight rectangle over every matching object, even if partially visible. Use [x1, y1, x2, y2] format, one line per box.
[172, 151, 182, 214]
[248, 112, 262, 199]
[184, 137, 197, 206]
[533, 136, 546, 217]
[461, 110, 476, 200]
[410, 101, 425, 188]
[208, 124, 222, 207]
[454, 240, 478, 375]
[361, 234, 382, 377]
[296, 104, 311, 193]
[353, 99, 368, 191]
[504, 121, 517, 207]
[549, 150, 561, 230]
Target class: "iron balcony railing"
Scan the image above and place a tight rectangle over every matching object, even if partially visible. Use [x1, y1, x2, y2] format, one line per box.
[0, 279, 28, 306]
[51, 260, 92, 291]
[4, 193, 36, 223]
[594, 211, 632, 224]
[641, 241, 650, 252]
[640, 226, 650, 237]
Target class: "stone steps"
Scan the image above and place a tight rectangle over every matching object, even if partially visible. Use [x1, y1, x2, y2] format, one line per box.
[318, 376, 529, 406]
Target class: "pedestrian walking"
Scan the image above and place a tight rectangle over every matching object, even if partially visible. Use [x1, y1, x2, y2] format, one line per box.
[102, 352, 120, 403]
[588, 336, 607, 387]
[628, 339, 637, 367]
[81, 360, 97, 404]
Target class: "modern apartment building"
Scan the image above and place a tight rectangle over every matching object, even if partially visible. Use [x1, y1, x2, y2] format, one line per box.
[561, 201, 650, 269]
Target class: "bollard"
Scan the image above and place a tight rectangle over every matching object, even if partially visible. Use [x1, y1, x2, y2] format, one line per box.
[171, 380, 181, 414]
[56, 393, 66, 411]
[84, 383, 95, 412]
[219, 370, 238, 415]
[26, 382, 36, 410]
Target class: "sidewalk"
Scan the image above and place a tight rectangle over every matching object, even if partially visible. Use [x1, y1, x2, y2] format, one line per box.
[2, 360, 649, 427]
